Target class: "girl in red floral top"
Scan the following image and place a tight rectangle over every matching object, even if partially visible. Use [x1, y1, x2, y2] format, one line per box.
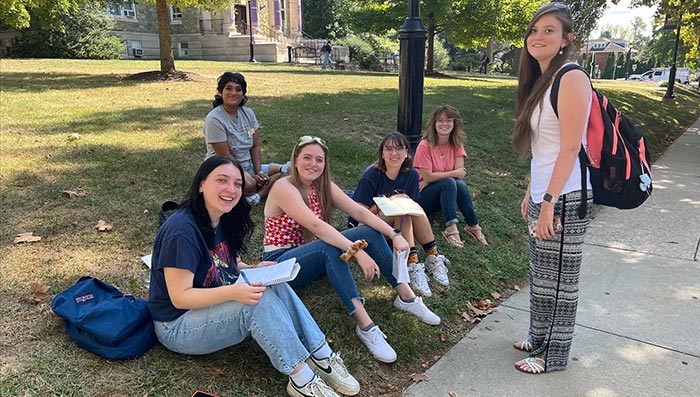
[263, 136, 441, 364]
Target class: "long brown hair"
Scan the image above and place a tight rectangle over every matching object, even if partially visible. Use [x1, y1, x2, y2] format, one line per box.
[373, 132, 413, 173]
[422, 105, 465, 148]
[288, 136, 333, 242]
[513, 3, 575, 156]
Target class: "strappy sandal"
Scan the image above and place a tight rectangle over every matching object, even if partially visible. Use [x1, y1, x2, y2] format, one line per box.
[513, 338, 533, 352]
[464, 225, 488, 246]
[514, 357, 545, 374]
[441, 230, 464, 248]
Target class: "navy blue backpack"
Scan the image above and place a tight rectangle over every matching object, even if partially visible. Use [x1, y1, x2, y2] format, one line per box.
[51, 276, 157, 360]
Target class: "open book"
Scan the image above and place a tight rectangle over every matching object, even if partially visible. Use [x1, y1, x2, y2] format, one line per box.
[373, 196, 426, 217]
[235, 257, 301, 286]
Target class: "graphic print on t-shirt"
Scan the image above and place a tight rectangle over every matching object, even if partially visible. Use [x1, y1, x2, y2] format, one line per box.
[202, 240, 238, 287]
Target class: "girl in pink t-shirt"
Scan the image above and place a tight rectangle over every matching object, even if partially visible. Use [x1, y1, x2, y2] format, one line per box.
[413, 105, 488, 248]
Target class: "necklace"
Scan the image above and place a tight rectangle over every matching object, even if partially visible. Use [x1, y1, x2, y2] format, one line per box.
[436, 145, 448, 159]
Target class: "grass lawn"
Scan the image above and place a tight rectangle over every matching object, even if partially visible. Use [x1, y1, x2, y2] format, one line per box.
[1, 59, 698, 397]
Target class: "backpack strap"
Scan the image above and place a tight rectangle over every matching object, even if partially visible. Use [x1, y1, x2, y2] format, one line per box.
[159, 201, 179, 225]
[549, 63, 590, 219]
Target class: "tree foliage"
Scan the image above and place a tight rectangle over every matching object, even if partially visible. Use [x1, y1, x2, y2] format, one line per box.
[12, 3, 123, 59]
[632, 0, 700, 68]
[300, 0, 349, 39]
[0, 0, 105, 29]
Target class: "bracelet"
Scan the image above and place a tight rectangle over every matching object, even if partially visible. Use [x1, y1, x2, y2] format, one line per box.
[340, 239, 368, 263]
[389, 229, 401, 238]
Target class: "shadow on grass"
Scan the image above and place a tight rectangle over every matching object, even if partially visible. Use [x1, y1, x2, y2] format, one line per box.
[0, 72, 161, 93]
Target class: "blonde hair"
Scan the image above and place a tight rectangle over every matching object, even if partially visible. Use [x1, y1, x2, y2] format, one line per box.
[422, 105, 465, 148]
[288, 137, 333, 243]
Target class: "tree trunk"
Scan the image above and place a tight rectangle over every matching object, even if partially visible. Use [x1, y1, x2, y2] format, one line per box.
[486, 37, 495, 63]
[156, 0, 175, 73]
[426, 17, 435, 73]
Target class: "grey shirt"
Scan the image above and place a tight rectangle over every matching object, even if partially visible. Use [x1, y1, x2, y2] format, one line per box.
[203, 105, 260, 170]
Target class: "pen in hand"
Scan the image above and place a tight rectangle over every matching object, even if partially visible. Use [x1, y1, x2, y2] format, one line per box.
[240, 271, 251, 286]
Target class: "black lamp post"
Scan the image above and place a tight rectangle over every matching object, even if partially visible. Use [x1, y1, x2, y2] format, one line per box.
[663, 1, 683, 99]
[397, 0, 426, 153]
[248, 0, 256, 62]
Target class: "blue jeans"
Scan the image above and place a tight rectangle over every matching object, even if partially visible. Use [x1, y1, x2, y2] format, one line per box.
[153, 283, 325, 375]
[263, 226, 398, 315]
[321, 53, 334, 69]
[418, 178, 479, 227]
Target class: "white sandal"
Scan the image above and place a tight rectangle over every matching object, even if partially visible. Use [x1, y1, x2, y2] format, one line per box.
[513, 338, 533, 352]
[515, 357, 545, 374]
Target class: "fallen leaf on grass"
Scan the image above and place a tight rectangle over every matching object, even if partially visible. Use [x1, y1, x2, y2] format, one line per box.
[67, 133, 81, 141]
[461, 311, 481, 324]
[96, 220, 113, 232]
[18, 280, 50, 305]
[466, 300, 497, 318]
[440, 333, 449, 342]
[204, 367, 225, 376]
[31, 281, 49, 298]
[13, 232, 41, 244]
[409, 372, 428, 383]
[490, 291, 502, 300]
[513, 284, 521, 291]
[449, 392, 458, 397]
[61, 188, 88, 199]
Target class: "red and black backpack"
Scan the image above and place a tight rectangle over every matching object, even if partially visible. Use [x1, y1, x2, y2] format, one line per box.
[550, 64, 653, 219]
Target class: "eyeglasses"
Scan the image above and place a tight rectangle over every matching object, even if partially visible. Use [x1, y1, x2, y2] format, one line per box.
[383, 145, 407, 153]
[436, 118, 455, 124]
[297, 135, 327, 146]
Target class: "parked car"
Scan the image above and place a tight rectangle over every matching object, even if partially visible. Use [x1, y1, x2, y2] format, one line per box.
[650, 67, 692, 84]
[628, 70, 652, 81]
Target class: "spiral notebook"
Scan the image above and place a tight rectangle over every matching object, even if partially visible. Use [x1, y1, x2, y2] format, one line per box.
[235, 257, 300, 286]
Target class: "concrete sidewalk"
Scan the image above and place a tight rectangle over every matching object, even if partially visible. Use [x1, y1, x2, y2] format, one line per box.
[404, 117, 700, 397]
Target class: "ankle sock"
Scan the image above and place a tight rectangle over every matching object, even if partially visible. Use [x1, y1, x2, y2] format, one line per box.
[400, 296, 416, 303]
[311, 343, 332, 361]
[408, 248, 418, 264]
[422, 241, 438, 256]
[360, 322, 376, 332]
[290, 363, 315, 387]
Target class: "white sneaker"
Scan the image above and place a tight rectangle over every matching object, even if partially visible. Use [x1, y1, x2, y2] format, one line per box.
[408, 262, 432, 297]
[246, 193, 261, 205]
[393, 296, 441, 325]
[426, 254, 450, 286]
[307, 352, 360, 396]
[287, 375, 339, 397]
[354, 325, 397, 363]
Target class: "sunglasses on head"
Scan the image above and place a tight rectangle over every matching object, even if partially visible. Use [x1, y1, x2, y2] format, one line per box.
[545, 2, 570, 11]
[297, 135, 327, 146]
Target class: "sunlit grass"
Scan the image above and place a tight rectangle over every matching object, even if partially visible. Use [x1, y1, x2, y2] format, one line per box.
[1, 59, 698, 397]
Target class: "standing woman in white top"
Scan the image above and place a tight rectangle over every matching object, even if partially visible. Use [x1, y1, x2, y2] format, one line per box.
[203, 72, 289, 204]
[511, 2, 593, 374]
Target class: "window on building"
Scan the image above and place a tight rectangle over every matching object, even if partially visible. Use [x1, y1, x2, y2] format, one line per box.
[178, 42, 189, 58]
[170, 6, 183, 23]
[280, 0, 287, 33]
[108, 2, 136, 18]
[131, 40, 143, 57]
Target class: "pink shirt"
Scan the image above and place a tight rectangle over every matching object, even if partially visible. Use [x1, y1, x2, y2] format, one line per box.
[413, 140, 467, 175]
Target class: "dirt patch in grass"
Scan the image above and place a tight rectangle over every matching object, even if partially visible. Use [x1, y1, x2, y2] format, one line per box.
[121, 70, 209, 82]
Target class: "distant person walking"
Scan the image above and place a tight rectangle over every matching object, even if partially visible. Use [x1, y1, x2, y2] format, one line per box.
[479, 51, 490, 74]
[511, 2, 592, 374]
[321, 41, 334, 70]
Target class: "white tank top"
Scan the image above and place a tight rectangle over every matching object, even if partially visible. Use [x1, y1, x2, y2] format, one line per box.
[529, 63, 592, 203]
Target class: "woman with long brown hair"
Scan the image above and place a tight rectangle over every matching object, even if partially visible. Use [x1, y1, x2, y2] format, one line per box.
[511, 2, 593, 374]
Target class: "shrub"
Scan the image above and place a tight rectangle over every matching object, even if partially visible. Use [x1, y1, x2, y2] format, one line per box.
[337, 34, 381, 70]
[13, 5, 123, 59]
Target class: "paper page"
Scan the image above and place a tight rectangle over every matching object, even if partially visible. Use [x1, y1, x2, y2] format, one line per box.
[373, 196, 425, 217]
[392, 250, 410, 284]
[141, 254, 152, 269]
[235, 257, 300, 286]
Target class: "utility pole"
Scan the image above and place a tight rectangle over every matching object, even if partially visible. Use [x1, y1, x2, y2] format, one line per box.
[663, 0, 683, 100]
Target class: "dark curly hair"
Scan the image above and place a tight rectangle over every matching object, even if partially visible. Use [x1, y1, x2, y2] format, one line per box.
[212, 72, 248, 108]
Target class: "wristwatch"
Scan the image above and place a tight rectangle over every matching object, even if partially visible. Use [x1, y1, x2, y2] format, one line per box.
[389, 229, 401, 238]
[543, 192, 557, 204]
